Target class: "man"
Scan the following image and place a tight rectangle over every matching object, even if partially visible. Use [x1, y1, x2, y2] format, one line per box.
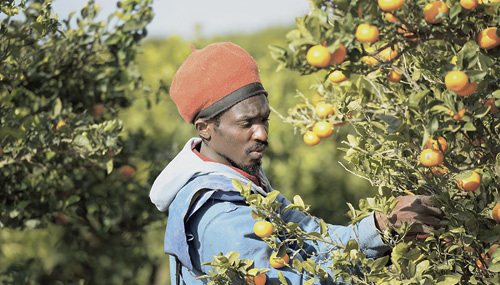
[150, 42, 442, 284]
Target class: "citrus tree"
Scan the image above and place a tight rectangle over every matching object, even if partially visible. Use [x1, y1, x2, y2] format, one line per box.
[201, 0, 500, 284]
[0, 0, 167, 283]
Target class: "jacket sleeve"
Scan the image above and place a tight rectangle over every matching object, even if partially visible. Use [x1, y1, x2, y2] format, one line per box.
[185, 195, 389, 284]
[276, 194, 390, 259]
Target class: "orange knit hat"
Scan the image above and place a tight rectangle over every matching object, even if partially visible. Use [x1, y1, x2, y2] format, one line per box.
[170, 42, 267, 124]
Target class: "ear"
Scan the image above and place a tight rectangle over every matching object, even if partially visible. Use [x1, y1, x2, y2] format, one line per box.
[194, 119, 211, 140]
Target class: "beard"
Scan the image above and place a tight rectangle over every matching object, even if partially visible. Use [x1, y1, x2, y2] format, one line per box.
[224, 156, 262, 175]
[221, 141, 268, 175]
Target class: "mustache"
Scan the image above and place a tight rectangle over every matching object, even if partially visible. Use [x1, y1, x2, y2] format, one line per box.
[246, 140, 269, 153]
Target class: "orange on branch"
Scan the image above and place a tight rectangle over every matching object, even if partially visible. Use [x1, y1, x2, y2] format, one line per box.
[378, 0, 405, 11]
[478, 27, 500, 50]
[269, 252, 290, 269]
[448, 107, 466, 120]
[328, 70, 347, 83]
[246, 268, 266, 285]
[456, 170, 481, 191]
[306, 45, 332, 67]
[385, 12, 399, 22]
[419, 149, 444, 166]
[355, 24, 379, 43]
[303, 131, 321, 146]
[483, 98, 500, 114]
[331, 44, 347, 64]
[313, 121, 333, 138]
[430, 166, 449, 176]
[492, 203, 500, 223]
[386, 69, 402, 82]
[424, 1, 449, 24]
[253, 221, 273, 238]
[119, 165, 136, 179]
[315, 102, 334, 118]
[455, 82, 477, 96]
[476, 253, 488, 275]
[93, 103, 104, 117]
[56, 121, 67, 130]
[425, 136, 448, 152]
[445, 70, 469, 92]
[378, 45, 398, 61]
[461, 0, 479, 9]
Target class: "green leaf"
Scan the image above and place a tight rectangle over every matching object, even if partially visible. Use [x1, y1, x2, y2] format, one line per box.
[74, 134, 93, 152]
[409, 89, 429, 105]
[379, 115, 402, 134]
[278, 272, 288, 285]
[106, 159, 114, 174]
[53, 98, 62, 118]
[293, 195, 305, 208]
[436, 274, 460, 284]
[302, 259, 317, 275]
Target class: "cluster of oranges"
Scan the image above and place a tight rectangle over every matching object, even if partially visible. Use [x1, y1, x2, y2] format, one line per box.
[248, 220, 290, 284]
[419, 135, 482, 192]
[302, 101, 345, 146]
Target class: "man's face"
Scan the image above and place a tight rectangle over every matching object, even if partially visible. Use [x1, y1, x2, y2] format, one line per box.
[204, 94, 270, 175]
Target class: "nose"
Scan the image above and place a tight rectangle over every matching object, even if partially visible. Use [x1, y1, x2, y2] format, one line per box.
[252, 123, 268, 142]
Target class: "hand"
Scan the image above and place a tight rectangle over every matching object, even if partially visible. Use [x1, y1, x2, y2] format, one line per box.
[374, 195, 443, 242]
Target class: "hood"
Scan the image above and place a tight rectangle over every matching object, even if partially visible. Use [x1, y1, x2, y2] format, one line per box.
[150, 138, 268, 212]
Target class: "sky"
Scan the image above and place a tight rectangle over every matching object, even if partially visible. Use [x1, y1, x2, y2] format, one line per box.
[51, 0, 311, 39]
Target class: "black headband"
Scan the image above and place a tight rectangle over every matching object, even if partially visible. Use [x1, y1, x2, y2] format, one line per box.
[193, 82, 268, 123]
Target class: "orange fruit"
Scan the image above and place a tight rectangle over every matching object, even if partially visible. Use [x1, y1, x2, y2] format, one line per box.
[328, 70, 347, 83]
[303, 131, 320, 146]
[93, 103, 104, 117]
[331, 44, 347, 64]
[378, 0, 405, 11]
[492, 203, 500, 223]
[478, 27, 500, 50]
[312, 93, 324, 105]
[425, 136, 448, 152]
[56, 121, 67, 130]
[424, 1, 449, 24]
[119, 165, 136, 179]
[456, 170, 481, 191]
[355, 24, 379, 43]
[315, 102, 334, 118]
[488, 244, 500, 258]
[430, 165, 449, 175]
[362, 47, 379, 66]
[313, 121, 333, 138]
[253, 221, 273, 238]
[448, 107, 466, 120]
[419, 149, 444, 166]
[461, 0, 479, 9]
[483, 98, 500, 114]
[386, 69, 402, 82]
[306, 45, 332, 67]
[269, 252, 290, 269]
[378, 45, 398, 61]
[476, 253, 488, 275]
[385, 12, 399, 22]
[445, 70, 469, 92]
[455, 82, 477, 96]
[362, 55, 379, 66]
[246, 268, 266, 285]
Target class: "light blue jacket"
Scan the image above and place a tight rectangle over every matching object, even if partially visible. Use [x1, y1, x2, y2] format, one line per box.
[150, 138, 389, 284]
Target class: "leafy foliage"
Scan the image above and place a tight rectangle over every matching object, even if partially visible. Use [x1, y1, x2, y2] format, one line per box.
[0, 0, 167, 283]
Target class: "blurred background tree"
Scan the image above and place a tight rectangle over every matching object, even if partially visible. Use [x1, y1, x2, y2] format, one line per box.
[0, 0, 375, 284]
